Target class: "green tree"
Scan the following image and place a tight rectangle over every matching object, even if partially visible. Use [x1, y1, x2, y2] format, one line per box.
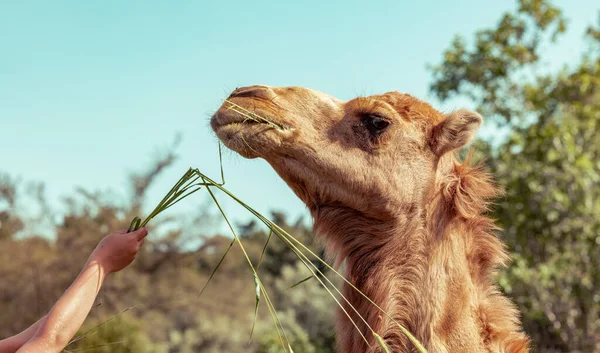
[430, 0, 600, 351]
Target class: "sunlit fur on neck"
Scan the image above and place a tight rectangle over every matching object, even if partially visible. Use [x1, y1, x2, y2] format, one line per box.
[312, 152, 529, 353]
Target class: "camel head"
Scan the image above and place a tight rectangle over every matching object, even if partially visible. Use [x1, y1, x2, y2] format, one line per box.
[211, 85, 482, 221]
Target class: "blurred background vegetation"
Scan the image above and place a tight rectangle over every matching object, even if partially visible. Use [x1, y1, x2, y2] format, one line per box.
[1, 1, 598, 352]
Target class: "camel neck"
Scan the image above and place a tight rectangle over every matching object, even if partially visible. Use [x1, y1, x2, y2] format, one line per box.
[313, 203, 513, 352]
[313, 206, 434, 352]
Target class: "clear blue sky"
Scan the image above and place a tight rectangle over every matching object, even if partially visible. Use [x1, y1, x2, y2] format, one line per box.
[1, 1, 597, 236]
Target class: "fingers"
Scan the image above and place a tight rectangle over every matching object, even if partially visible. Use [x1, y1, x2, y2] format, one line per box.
[114, 229, 129, 235]
[131, 227, 149, 241]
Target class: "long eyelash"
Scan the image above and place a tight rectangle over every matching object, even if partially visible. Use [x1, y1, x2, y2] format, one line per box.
[358, 111, 386, 120]
[368, 113, 387, 120]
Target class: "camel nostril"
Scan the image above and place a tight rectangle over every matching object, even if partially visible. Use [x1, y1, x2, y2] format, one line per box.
[229, 85, 275, 100]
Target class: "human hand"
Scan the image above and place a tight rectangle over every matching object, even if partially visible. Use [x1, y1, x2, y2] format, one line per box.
[88, 228, 148, 273]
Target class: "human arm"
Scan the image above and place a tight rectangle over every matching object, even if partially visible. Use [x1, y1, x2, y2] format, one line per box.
[11, 227, 148, 353]
[0, 316, 46, 353]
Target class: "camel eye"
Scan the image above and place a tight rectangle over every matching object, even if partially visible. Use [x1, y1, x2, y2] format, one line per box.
[363, 115, 390, 135]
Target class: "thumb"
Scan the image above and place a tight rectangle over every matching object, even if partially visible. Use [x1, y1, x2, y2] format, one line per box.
[131, 227, 149, 241]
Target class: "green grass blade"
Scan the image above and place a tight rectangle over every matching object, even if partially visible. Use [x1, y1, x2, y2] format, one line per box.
[63, 340, 126, 352]
[374, 333, 391, 353]
[218, 142, 225, 185]
[65, 305, 137, 348]
[249, 273, 261, 343]
[286, 275, 313, 290]
[198, 238, 236, 298]
[127, 216, 141, 232]
[224, 100, 283, 130]
[256, 229, 273, 270]
[158, 185, 203, 213]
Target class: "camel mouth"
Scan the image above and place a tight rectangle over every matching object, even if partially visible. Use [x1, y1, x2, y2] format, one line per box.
[211, 111, 286, 131]
[211, 98, 289, 133]
[210, 97, 295, 158]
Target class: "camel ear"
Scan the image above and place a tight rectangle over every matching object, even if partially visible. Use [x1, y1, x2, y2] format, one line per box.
[430, 109, 482, 156]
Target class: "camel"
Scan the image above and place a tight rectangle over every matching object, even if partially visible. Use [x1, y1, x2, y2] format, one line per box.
[211, 85, 530, 353]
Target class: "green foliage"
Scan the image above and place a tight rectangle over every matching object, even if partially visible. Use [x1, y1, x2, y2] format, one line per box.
[272, 263, 336, 353]
[66, 316, 153, 353]
[430, 0, 567, 124]
[157, 315, 257, 353]
[256, 310, 315, 353]
[431, 1, 600, 351]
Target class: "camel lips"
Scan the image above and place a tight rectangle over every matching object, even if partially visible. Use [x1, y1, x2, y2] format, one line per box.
[224, 99, 285, 130]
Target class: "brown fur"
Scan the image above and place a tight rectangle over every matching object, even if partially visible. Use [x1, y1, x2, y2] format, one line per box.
[211, 85, 530, 352]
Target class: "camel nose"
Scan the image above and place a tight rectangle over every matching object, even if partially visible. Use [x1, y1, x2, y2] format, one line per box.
[229, 85, 276, 100]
